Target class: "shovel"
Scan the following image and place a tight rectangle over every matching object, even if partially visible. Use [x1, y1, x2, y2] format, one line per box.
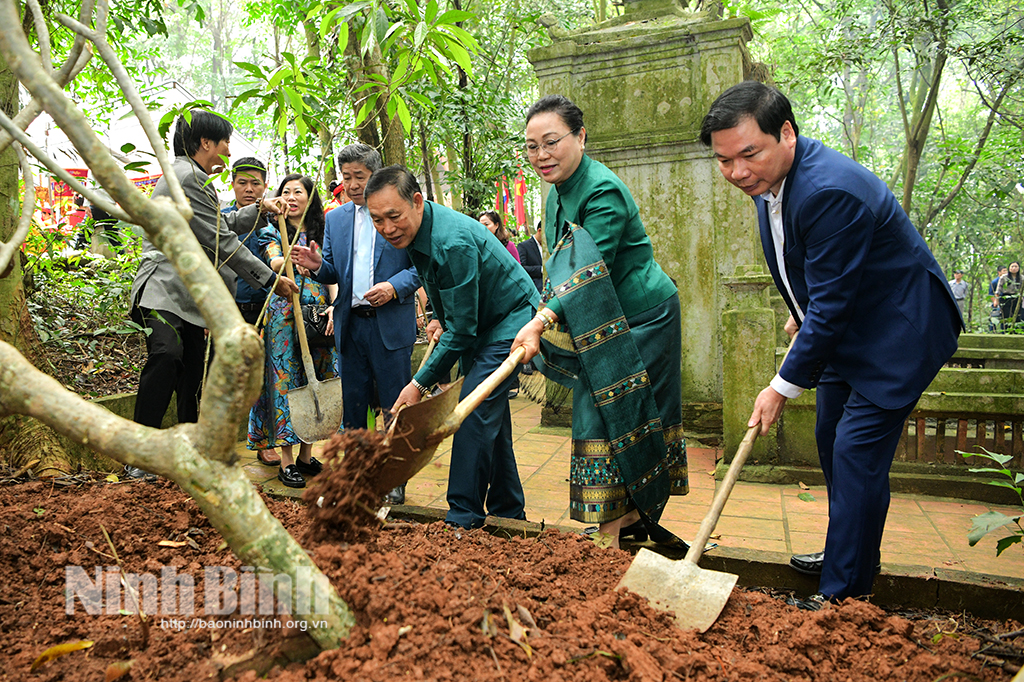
[617, 334, 798, 632]
[278, 217, 344, 443]
[376, 346, 526, 491]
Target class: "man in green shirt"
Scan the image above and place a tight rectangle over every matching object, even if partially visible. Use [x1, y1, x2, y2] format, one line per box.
[365, 166, 541, 529]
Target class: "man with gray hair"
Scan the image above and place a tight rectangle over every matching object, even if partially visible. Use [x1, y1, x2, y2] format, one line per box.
[291, 144, 419, 504]
[357, 165, 539, 530]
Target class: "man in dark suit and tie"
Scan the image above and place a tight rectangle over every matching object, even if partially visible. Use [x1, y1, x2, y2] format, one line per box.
[291, 143, 419, 504]
[517, 221, 544, 293]
[701, 82, 962, 609]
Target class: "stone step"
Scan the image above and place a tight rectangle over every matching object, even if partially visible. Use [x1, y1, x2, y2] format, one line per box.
[957, 332, 1024, 350]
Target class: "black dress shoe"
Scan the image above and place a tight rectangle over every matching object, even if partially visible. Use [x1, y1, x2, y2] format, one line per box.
[789, 551, 826, 575]
[294, 457, 322, 476]
[786, 592, 827, 611]
[790, 550, 882, 575]
[278, 465, 306, 488]
[384, 485, 405, 505]
[123, 465, 157, 482]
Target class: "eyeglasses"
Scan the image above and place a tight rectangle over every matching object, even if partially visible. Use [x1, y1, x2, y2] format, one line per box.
[524, 129, 580, 158]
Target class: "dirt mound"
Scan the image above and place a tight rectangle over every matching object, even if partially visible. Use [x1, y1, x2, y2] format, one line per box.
[1, 477, 1018, 682]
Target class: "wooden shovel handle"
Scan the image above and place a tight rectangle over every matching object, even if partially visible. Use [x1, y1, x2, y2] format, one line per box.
[439, 346, 526, 434]
[683, 332, 799, 564]
[278, 216, 318, 382]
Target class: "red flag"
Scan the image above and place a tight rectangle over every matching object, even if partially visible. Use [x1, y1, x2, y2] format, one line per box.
[513, 170, 527, 228]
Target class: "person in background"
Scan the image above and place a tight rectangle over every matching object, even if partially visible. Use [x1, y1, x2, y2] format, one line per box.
[511, 94, 688, 551]
[128, 111, 298, 480]
[222, 157, 280, 467]
[702, 81, 961, 610]
[989, 265, 1007, 332]
[479, 210, 520, 263]
[322, 180, 349, 214]
[517, 220, 544, 293]
[366, 166, 537, 530]
[290, 144, 420, 505]
[996, 262, 1023, 331]
[948, 270, 969, 316]
[67, 195, 89, 229]
[248, 174, 338, 488]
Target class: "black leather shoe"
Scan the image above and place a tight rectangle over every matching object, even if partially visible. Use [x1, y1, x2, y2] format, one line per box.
[789, 551, 826, 575]
[278, 465, 306, 488]
[295, 457, 322, 476]
[790, 550, 882, 575]
[786, 592, 827, 611]
[123, 465, 157, 482]
[385, 485, 405, 505]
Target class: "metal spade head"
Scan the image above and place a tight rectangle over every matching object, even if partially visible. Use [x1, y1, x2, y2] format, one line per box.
[377, 378, 465, 491]
[616, 548, 738, 633]
[286, 375, 344, 444]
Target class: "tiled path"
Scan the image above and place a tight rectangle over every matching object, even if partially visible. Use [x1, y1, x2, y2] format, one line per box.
[240, 400, 1024, 581]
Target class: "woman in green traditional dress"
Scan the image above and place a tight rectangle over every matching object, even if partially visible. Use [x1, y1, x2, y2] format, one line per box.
[511, 94, 689, 550]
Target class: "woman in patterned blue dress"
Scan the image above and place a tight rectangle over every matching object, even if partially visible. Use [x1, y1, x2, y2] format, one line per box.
[248, 174, 339, 488]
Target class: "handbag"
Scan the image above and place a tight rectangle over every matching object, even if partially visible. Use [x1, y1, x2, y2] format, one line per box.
[301, 303, 334, 347]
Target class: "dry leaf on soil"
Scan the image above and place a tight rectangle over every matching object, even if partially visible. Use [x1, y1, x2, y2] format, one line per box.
[503, 603, 532, 657]
[31, 640, 94, 671]
[105, 660, 134, 681]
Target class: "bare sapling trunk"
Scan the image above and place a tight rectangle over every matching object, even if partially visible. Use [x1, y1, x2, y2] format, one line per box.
[0, 0, 353, 649]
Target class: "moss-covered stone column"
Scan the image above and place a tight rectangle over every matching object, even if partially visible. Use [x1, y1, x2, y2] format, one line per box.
[721, 267, 777, 461]
[529, 5, 757, 422]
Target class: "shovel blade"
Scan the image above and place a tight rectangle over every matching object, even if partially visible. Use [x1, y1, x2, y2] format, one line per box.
[286, 377, 344, 443]
[617, 548, 738, 633]
[378, 378, 464, 491]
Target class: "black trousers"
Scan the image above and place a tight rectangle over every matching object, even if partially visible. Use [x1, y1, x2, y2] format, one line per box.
[132, 307, 207, 428]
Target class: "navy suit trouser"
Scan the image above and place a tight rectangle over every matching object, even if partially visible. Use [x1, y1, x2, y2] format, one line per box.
[815, 371, 917, 600]
[446, 339, 526, 529]
[340, 314, 412, 429]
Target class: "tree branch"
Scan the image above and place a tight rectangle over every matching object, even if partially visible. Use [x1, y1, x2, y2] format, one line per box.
[0, 146, 36, 276]
[23, 0, 51, 73]
[0, 109, 130, 221]
[920, 80, 1016, 228]
[54, 0, 188, 210]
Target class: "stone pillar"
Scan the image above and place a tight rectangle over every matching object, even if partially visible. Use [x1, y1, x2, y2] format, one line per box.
[528, 5, 757, 411]
[721, 266, 777, 460]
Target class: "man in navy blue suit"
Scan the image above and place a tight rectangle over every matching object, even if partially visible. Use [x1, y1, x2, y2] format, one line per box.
[291, 143, 419, 504]
[701, 82, 962, 609]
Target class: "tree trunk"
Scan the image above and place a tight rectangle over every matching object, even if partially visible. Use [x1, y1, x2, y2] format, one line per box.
[419, 117, 434, 202]
[303, 20, 337, 186]
[343, 26, 382, 151]
[0, 41, 71, 475]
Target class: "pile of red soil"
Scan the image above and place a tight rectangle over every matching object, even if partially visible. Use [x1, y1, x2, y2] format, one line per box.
[1, 477, 1019, 681]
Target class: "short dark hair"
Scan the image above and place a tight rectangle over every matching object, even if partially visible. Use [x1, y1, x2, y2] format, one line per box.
[275, 173, 325, 246]
[699, 81, 799, 147]
[172, 110, 233, 158]
[231, 157, 266, 182]
[364, 165, 421, 205]
[526, 94, 585, 142]
[337, 143, 383, 173]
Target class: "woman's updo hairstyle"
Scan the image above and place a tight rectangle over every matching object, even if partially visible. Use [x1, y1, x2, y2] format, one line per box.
[526, 94, 586, 143]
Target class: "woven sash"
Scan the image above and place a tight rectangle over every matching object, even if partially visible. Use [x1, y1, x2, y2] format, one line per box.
[537, 222, 671, 522]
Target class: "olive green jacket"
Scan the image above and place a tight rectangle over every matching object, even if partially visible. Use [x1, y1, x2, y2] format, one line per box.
[543, 154, 676, 320]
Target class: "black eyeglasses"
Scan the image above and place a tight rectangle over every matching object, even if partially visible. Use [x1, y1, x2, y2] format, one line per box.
[524, 128, 580, 158]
